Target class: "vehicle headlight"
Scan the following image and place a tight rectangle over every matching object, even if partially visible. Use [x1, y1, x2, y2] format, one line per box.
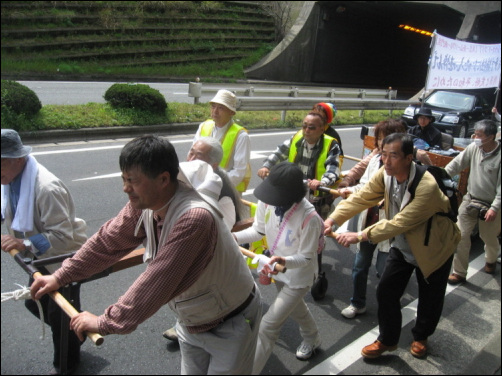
[441, 115, 459, 124]
[404, 107, 415, 116]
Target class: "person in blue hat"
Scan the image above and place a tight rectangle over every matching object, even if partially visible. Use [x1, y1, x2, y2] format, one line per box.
[1, 129, 87, 375]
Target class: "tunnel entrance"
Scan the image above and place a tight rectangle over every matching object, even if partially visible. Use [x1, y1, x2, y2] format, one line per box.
[312, 2, 465, 96]
[469, 11, 501, 43]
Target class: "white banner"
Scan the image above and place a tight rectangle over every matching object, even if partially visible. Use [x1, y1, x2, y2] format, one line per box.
[426, 33, 501, 90]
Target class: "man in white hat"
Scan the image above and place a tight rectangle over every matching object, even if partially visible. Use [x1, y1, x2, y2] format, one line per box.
[1, 129, 87, 375]
[192, 89, 252, 194]
[31, 135, 261, 375]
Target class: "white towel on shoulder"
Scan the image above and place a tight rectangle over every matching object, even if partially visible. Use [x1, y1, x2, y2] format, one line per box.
[1, 155, 38, 232]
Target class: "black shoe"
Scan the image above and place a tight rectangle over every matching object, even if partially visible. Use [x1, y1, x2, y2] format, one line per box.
[49, 362, 79, 375]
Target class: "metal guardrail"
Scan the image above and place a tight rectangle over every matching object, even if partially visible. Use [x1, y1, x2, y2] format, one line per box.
[187, 82, 411, 113]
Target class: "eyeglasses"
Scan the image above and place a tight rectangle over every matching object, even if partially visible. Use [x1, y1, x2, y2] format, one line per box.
[302, 125, 319, 131]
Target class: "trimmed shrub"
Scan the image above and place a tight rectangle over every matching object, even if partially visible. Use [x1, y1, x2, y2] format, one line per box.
[1, 80, 42, 117]
[104, 83, 167, 114]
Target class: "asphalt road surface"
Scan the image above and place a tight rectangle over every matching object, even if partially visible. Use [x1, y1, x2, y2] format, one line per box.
[17, 81, 203, 106]
[1, 129, 500, 375]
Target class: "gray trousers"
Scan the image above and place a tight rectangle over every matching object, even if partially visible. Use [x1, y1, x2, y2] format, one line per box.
[177, 285, 262, 375]
[453, 194, 501, 277]
[253, 281, 319, 375]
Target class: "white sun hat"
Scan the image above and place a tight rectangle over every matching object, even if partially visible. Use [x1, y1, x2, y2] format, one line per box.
[178, 160, 223, 218]
[209, 89, 237, 113]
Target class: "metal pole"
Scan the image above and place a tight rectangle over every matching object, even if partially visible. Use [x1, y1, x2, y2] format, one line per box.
[421, 30, 437, 109]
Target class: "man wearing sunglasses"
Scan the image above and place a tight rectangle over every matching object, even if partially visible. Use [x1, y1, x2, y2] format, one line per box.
[258, 111, 341, 216]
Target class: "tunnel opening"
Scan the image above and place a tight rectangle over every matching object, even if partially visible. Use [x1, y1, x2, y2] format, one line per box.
[312, 2, 465, 97]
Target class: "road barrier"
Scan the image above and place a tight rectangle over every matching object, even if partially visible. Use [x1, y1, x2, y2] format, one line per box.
[188, 82, 411, 117]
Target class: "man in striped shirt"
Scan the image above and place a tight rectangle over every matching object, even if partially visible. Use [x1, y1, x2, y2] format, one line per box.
[31, 135, 261, 375]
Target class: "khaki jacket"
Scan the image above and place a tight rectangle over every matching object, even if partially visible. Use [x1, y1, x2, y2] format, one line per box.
[4, 163, 87, 273]
[331, 163, 460, 279]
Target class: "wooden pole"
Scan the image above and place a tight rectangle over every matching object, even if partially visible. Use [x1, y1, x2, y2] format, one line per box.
[8, 249, 104, 346]
[239, 246, 287, 273]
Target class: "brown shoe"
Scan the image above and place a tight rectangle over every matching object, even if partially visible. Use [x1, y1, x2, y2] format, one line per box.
[447, 273, 466, 285]
[485, 262, 496, 274]
[410, 340, 428, 358]
[361, 340, 398, 359]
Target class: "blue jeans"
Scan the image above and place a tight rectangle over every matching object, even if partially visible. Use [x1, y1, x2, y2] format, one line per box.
[350, 241, 388, 309]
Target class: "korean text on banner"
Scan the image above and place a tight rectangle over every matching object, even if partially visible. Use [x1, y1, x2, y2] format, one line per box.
[426, 33, 501, 91]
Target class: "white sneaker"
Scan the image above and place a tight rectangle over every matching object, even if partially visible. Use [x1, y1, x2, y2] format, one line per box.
[162, 327, 178, 342]
[341, 304, 367, 319]
[296, 336, 322, 360]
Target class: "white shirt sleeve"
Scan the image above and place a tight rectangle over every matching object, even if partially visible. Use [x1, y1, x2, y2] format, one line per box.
[218, 196, 236, 230]
[233, 201, 265, 244]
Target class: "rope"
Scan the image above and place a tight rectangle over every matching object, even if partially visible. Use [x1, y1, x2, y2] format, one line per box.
[1, 283, 45, 339]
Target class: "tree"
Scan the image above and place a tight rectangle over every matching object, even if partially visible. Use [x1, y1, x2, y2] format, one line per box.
[259, 1, 294, 42]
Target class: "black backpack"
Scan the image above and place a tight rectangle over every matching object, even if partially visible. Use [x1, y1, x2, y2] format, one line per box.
[408, 164, 459, 246]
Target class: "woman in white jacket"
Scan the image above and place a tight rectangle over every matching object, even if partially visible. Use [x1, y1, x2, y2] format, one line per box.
[233, 162, 323, 374]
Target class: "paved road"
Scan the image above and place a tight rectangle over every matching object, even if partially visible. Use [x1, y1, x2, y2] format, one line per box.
[1, 129, 500, 375]
[17, 81, 197, 106]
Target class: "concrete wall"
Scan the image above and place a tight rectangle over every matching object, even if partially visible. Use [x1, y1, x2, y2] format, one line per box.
[245, 1, 501, 93]
[244, 1, 319, 83]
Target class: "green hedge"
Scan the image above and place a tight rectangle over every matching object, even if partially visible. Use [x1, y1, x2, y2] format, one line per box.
[1, 80, 42, 131]
[104, 83, 167, 114]
[1, 80, 42, 116]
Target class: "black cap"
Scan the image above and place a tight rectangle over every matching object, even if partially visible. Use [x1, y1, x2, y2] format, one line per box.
[254, 162, 306, 206]
[413, 108, 435, 122]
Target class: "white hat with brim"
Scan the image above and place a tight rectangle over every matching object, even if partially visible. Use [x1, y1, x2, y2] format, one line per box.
[177, 160, 223, 218]
[209, 89, 237, 113]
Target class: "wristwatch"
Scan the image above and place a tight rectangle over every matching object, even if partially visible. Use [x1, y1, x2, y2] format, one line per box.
[357, 231, 364, 242]
[23, 239, 32, 252]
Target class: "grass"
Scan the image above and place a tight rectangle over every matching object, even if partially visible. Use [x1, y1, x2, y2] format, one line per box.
[1, 1, 274, 80]
[2, 101, 405, 132]
[1, 42, 273, 80]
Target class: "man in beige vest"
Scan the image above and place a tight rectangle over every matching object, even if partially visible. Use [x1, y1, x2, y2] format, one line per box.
[31, 135, 261, 374]
[1, 129, 87, 375]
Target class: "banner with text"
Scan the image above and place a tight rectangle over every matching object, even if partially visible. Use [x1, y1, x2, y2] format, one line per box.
[426, 33, 501, 90]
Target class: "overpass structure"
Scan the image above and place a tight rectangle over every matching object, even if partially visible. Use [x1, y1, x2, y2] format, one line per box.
[245, 1, 501, 97]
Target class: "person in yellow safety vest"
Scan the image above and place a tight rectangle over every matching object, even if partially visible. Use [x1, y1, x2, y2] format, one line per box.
[257, 109, 342, 219]
[312, 102, 344, 159]
[192, 89, 251, 194]
[257, 109, 342, 299]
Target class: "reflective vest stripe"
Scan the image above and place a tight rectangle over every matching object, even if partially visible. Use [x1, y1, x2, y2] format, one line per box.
[288, 131, 335, 182]
[199, 120, 251, 192]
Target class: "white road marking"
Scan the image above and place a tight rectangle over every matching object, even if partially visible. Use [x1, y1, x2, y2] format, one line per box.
[303, 253, 486, 375]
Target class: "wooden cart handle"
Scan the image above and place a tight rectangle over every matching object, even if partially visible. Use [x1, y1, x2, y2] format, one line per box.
[8, 249, 104, 346]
